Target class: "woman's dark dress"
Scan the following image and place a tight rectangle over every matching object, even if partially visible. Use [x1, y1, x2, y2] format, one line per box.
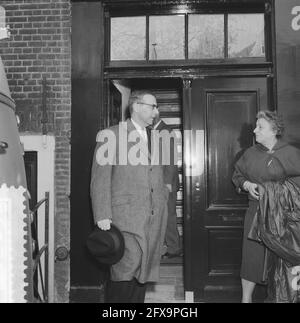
[232, 140, 300, 284]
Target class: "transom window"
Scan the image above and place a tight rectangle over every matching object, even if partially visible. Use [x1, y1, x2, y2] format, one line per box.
[109, 13, 265, 62]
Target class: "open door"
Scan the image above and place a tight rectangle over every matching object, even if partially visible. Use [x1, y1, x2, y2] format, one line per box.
[107, 80, 132, 126]
[184, 76, 268, 302]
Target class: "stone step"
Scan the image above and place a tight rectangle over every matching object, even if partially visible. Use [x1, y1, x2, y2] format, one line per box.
[145, 264, 184, 303]
[145, 283, 184, 303]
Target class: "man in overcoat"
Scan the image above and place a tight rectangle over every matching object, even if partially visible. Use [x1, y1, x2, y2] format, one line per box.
[90, 90, 169, 303]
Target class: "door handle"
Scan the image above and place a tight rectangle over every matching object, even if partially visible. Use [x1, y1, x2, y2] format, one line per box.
[195, 182, 200, 191]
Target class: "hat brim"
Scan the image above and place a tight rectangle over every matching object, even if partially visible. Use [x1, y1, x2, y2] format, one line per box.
[86, 224, 125, 265]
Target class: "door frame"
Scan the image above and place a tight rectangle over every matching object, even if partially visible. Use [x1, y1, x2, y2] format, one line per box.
[103, 69, 276, 296]
[71, 0, 277, 302]
[100, 0, 277, 304]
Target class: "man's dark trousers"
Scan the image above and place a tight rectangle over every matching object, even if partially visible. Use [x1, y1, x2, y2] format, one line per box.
[105, 278, 147, 303]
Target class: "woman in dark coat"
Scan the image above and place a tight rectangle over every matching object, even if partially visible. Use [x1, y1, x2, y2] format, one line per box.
[232, 110, 300, 303]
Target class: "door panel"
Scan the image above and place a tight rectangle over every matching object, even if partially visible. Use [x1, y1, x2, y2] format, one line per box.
[207, 91, 256, 208]
[184, 77, 268, 302]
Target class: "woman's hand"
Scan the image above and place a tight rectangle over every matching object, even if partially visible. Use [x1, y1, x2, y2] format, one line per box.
[243, 181, 259, 200]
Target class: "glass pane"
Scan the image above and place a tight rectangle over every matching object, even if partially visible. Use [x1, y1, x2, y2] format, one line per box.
[188, 14, 224, 59]
[149, 15, 185, 60]
[110, 17, 146, 60]
[228, 14, 265, 58]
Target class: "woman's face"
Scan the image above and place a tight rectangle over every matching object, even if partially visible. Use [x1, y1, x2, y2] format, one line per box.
[253, 118, 277, 144]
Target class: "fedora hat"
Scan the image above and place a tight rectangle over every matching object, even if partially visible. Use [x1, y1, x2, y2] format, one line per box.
[86, 224, 125, 265]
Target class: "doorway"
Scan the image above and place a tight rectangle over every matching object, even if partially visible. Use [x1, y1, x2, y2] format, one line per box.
[106, 76, 270, 302]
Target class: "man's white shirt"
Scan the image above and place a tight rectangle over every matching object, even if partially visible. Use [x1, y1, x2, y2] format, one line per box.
[131, 118, 148, 143]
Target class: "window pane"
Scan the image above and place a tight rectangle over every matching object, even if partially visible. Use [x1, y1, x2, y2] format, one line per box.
[110, 17, 146, 60]
[228, 14, 265, 58]
[149, 15, 185, 60]
[188, 14, 224, 59]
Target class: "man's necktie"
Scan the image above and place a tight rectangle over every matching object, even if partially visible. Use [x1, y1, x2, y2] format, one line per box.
[146, 126, 152, 156]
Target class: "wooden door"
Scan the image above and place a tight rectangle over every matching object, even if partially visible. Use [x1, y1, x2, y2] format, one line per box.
[183, 77, 268, 302]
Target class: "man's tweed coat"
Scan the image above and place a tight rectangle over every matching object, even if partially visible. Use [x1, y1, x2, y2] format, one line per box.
[90, 119, 169, 283]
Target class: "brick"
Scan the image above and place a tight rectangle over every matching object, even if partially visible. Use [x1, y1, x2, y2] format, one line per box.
[37, 3, 56, 10]
[22, 36, 33, 41]
[19, 54, 36, 60]
[22, 61, 32, 66]
[32, 23, 43, 28]
[32, 35, 42, 41]
[14, 61, 22, 66]
[19, 4, 40, 11]
[32, 60, 42, 66]
[7, 66, 26, 73]
[1, 4, 20, 11]
[7, 16, 27, 23]
[23, 23, 33, 28]
[31, 73, 42, 79]
[28, 41, 44, 47]
[8, 11, 23, 17]
[38, 53, 55, 59]
[42, 35, 52, 41]
[13, 48, 22, 54]
[28, 92, 41, 98]
[41, 10, 52, 15]
[13, 23, 24, 29]
[3, 61, 13, 67]
[0, 49, 13, 55]
[28, 66, 44, 73]
[28, 16, 47, 22]
[32, 10, 42, 16]
[12, 36, 23, 42]
[38, 28, 57, 34]
[23, 86, 33, 92]
[32, 48, 42, 53]
[42, 47, 52, 53]
[19, 29, 37, 35]
[22, 48, 33, 54]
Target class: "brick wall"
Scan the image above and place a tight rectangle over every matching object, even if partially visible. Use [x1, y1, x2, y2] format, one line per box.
[0, 0, 71, 302]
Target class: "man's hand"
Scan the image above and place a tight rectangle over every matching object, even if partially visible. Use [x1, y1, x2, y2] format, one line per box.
[97, 219, 112, 231]
[243, 181, 259, 200]
[166, 184, 172, 193]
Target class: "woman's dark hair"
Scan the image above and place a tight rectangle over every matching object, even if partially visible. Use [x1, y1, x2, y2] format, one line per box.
[256, 110, 285, 137]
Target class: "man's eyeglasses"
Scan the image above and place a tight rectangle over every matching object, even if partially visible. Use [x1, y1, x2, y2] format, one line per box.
[137, 101, 159, 110]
